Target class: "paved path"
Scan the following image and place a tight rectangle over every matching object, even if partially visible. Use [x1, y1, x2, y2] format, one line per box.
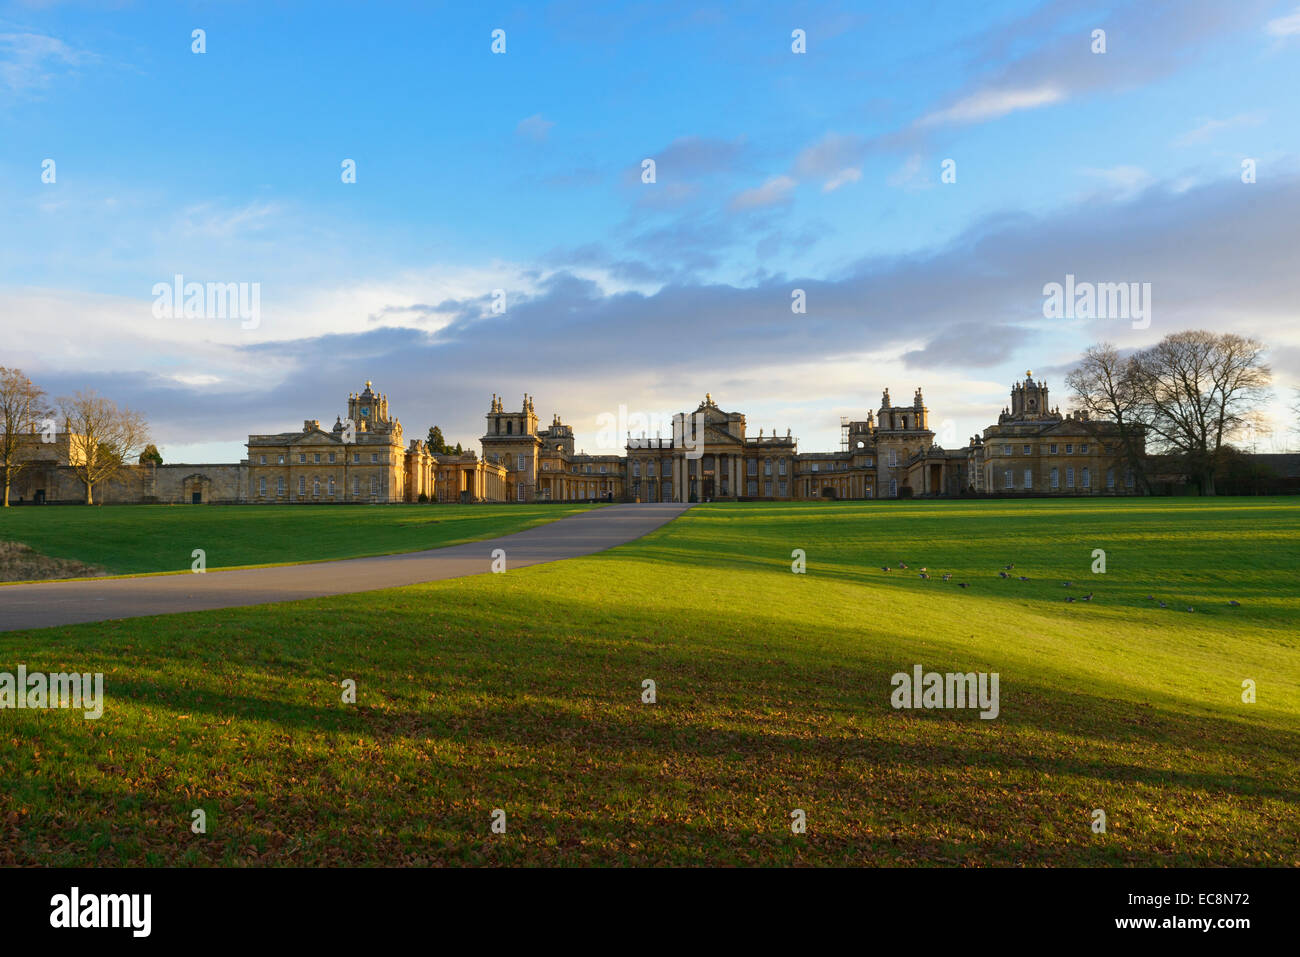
[0, 503, 692, 633]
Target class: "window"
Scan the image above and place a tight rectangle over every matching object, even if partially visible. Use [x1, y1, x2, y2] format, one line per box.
[1051, 467, 1059, 490]
[779, 481, 787, 497]
[299, 454, 307, 464]
[633, 462, 641, 478]
[328, 477, 335, 496]
[258, 477, 266, 496]
[648, 462, 656, 477]
[811, 463, 819, 472]
[371, 453, 378, 464]
[1002, 445, 1011, 456]
[585, 465, 592, 474]
[764, 480, 772, 497]
[353, 477, 360, 495]
[298, 476, 306, 496]
[517, 485, 525, 501]
[890, 478, 897, 497]
[1107, 469, 1115, 489]
[353, 453, 360, 463]
[778, 459, 786, 476]
[314, 453, 321, 463]
[600, 465, 607, 474]
[1050, 444, 1058, 455]
[1082, 467, 1091, 488]
[276, 477, 285, 496]
[764, 459, 772, 476]
[1024, 469, 1033, 489]
[1023, 445, 1031, 455]
[259, 455, 266, 465]
[277, 454, 285, 465]
[328, 452, 336, 464]
[1004, 470, 1014, 489]
[889, 449, 898, 467]
[747, 459, 757, 476]
[1065, 444, 1074, 455]
[1125, 470, 1134, 488]
[370, 477, 378, 496]
[1080, 444, 1089, 454]
[312, 479, 320, 497]
[747, 480, 757, 496]
[517, 454, 525, 472]
[1066, 467, 1075, 488]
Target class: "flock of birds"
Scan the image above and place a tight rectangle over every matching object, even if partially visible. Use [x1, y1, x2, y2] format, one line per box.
[880, 560, 1241, 612]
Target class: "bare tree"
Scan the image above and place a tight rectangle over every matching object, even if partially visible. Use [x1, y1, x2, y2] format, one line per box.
[0, 367, 52, 507]
[1132, 330, 1271, 495]
[1065, 343, 1153, 494]
[58, 391, 150, 505]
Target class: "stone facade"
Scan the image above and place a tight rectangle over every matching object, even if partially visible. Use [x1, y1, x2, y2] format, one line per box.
[966, 372, 1138, 496]
[245, 382, 434, 504]
[483, 395, 625, 502]
[2, 370, 1144, 506]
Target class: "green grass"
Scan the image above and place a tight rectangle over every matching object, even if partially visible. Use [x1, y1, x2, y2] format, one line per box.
[2, 498, 1298, 866]
[0, 503, 596, 576]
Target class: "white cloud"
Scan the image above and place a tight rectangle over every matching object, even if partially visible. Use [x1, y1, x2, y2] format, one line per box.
[0, 32, 88, 96]
[887, 154, 932, 190]
[918, 85, 1064, 126]
[1079, 165, 1153, 194]
[1174, 112, 1266, 146]
[1266, 6, 1300, 36]
[515, 113, 555, 141]
[823, 168, 861, 192]
[729, 175, 796, 211]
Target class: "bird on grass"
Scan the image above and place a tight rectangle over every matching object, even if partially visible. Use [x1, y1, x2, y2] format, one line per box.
[1228, 600, 1241, 607]
[1158, 601, 1167, 609]
[919, 567, 928, 573]
[999, 571, 1009, 579]
[1062, 581, 1073, 587]
[941, 574, 952, 582]
[1146, 595, 1155, 601]
[898, 562, 909, 569]
[958, 582, 970, 589]
[1004, 563, 1015, 570]
[1017, 576, 1029, 582]
[1080, 593, 1093, 601]
[919, 572, 930, 580]
[1065, 596, 1076, 603]
[881, 566, 891, 572]
[1186, 606, 1195, 613]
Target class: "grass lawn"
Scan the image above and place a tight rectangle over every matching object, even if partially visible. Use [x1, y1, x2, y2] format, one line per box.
[2, 497, 1297, 866]
[0, 503, 597, 578]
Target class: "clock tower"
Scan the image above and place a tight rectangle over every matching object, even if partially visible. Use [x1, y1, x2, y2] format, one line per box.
[348, 380, 394, 435]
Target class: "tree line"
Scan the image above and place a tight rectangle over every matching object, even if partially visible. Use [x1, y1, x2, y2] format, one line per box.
[0, 368, 150, 506]
[1066, 330, 1273, 496]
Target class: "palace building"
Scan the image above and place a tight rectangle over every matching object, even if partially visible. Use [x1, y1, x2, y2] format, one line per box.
[4, 372, 1141, 505]
[965, 371, 1138, 495]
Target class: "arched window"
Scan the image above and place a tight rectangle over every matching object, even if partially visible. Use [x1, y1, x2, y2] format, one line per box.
[507, 421, 513, 434]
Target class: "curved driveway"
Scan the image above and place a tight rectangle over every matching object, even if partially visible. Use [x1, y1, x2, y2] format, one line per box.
[0, 503, 692, 633]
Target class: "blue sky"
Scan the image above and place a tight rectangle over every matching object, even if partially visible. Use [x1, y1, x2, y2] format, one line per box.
[3, 0, 1299, 461]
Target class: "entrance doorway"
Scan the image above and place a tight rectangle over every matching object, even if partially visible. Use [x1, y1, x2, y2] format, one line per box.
[191, 491, 202, 504]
